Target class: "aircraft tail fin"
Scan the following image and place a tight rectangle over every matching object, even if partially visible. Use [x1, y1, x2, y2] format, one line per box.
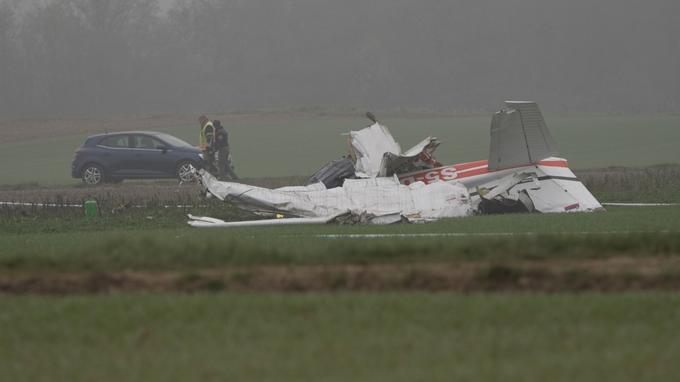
[488, 101, 559, 171]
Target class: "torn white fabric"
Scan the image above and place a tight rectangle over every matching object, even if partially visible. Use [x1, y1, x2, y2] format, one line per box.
[199, 170, 473, 223]
[350, 123, 401, 178]
[349, 123, 440, 178]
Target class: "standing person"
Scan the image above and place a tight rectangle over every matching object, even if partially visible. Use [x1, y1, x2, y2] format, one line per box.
[213, 120, 238, 179]
[198, 115, 217, 173]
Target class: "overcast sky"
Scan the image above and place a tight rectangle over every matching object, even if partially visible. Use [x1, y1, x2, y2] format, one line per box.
[1, 0, 678, 116]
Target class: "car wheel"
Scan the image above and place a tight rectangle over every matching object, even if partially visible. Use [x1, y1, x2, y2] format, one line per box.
[176, 161, 197, 183]
[82, 164, 105, 185]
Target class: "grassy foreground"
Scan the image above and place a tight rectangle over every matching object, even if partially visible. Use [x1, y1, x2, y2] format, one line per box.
[1, 292, 679, 381]
[2, 206, 680, 272]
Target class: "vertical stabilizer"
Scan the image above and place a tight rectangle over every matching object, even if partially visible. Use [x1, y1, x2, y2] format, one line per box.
[488, 101, 559, 170]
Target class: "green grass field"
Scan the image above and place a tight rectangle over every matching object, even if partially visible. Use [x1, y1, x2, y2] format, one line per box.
[2, 113, 680, 380]
[1, 113, 679, 185]
[2, 292, 679, 381]
[3, 204, 680, 380]
[2, 206, 679, 273]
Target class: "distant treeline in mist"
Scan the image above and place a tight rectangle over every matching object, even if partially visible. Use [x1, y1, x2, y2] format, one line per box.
[1, 0, 679, 116]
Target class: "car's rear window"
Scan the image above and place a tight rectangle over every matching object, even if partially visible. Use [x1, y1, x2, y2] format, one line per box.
[99, 135, 129, 148]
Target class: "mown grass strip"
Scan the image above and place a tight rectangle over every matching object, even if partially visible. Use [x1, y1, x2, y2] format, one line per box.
[2, 231, 680, 273]
[2, 206, 679, 272]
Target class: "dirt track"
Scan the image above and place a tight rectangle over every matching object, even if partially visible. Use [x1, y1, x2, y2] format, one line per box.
[3, 257, 680, 295]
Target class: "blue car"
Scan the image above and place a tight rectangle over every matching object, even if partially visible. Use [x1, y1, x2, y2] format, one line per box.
[71, 131, 205, 185]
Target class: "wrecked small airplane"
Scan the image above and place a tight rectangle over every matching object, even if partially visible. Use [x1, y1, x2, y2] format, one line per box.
[189, 101, 602, 227]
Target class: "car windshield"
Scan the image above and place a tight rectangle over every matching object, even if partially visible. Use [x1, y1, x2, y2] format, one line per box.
[155, 133, 193, 148]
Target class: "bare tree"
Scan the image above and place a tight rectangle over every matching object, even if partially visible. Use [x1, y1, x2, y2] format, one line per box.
[17, 0, 159, 115]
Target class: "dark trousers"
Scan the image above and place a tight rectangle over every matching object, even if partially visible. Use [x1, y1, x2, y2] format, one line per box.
[216, 147, 238, 180]
[203, 149, 217, 174]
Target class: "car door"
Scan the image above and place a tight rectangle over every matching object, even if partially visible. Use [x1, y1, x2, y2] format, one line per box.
[97, 134, 132, 177]
[128, 134, 169, 177]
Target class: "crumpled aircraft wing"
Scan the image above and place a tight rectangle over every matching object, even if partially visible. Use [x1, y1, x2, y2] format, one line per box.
[488, 101, 559, 171]
[192, 170, 473, 227]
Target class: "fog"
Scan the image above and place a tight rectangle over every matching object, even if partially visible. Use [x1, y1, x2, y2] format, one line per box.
[1, 0, 678, 117]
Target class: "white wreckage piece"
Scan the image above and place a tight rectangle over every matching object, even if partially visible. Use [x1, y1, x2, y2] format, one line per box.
[189, 101, 602, 228]
[188, 170, 473, 227]
[473, 165, 602, 213]
[350, 123, 440, 178]
[471, 101, 601, 213]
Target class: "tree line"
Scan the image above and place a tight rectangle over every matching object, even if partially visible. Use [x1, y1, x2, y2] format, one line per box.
[1, 0, 678, 117]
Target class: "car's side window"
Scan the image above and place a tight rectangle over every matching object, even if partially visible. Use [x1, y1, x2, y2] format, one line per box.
[151, 138, 166, 149]
[131, 135, 165, 150]
[99, 135, 129, 148]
